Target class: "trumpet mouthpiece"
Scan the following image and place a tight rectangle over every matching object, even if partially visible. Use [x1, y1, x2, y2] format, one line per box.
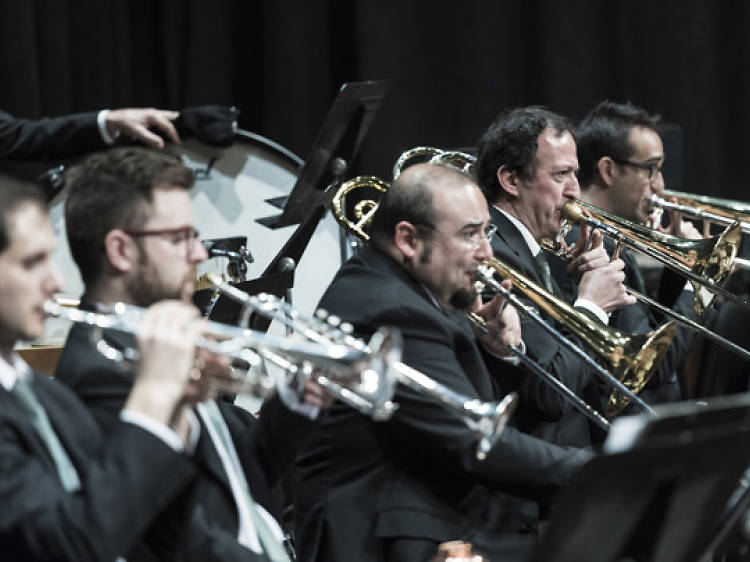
[562, 201, 586, 223]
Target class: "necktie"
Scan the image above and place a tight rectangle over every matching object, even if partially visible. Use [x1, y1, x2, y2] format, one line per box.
[201, 401, 289, 562]
[534, 251, 555, 294]
[12, 378, 81, 493]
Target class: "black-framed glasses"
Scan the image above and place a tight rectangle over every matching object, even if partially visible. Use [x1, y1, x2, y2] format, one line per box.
[418, 223, 497, 250]
[612, 158, 662, 180]
[123, 226, 202, 248]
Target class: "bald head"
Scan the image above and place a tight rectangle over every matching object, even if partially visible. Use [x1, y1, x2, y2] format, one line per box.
[368, 163, 476, 248]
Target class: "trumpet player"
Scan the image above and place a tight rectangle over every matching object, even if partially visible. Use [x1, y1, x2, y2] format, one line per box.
[476, 106, 636, 447]
[568, 100, 703, 402]
[0, 177, 209, 560]
[294, 162, 592, 562]
[57, 147, 328, 562]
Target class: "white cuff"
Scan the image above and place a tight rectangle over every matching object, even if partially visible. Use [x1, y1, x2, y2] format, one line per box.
[482, 338, 527, 366]
[97, 109, 119, 144]
[573, 297, 610, 325]
[120, 408, 186, 453]
[683, 281, 694, 293]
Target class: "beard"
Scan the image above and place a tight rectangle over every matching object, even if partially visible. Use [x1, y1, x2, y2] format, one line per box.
[449, 288, 476, 311]
[125, 261, 195, 307]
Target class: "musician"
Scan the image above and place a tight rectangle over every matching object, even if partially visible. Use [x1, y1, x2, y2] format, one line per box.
[476, 106, 635, 447]
[294, 162, 592, 562]
[568, 100, 702, 401]
[56, 147, 325, 562]
[0, 176, 206, 561]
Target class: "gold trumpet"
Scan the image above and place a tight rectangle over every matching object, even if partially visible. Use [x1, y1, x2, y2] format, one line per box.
[563, 200, 744, 315]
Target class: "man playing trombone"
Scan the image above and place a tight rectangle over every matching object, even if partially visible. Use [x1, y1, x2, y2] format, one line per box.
[0, 176, 210, 560]
[568, 100, 703, 402]
[56, 147, 328, 562]
[476, 106, 637, 448]
[294, 161, 592, 562]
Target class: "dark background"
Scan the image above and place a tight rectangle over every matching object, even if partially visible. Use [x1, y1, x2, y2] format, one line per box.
[0, 0, 747, 197]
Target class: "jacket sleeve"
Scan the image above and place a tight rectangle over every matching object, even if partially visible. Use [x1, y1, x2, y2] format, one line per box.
[0, 109, 104, 161]
[0, 418, 196, 562]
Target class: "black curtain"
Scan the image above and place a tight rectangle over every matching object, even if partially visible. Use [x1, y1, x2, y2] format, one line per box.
[1, 0, 749, 198]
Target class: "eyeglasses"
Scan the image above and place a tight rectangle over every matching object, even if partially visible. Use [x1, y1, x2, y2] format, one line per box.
[418, 223, 497, 250]
[612, 158, 662, 180]
[123, 226, 202, 248]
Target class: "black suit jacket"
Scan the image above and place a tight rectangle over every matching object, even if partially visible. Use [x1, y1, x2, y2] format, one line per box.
[547, 222, 697, 404]
[55, 321, 318, 562]
[293, 245, 591, 562]
[0, 110, 105, 161]
[0, 371, 196, 562]
[488, 207, 604, 447]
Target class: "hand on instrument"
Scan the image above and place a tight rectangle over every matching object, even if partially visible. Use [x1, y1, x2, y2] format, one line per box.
[566, 229, 610, 282]
[126, 300, 206, 429]
[661, 198, 703, 239]
[577, 259, 637, 313]
[473, 280, 523, 357]
[105, 108, 180, 149]
[300, 378, 335, 409]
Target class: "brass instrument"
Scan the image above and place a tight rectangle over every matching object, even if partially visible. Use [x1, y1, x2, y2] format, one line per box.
[653, 189, 750, 236]
[476, 259, 672, 415]
[330, 147, 666, 418]
[331, 147, 476, 242]
[205, 275, 518, 460]
[564, 200, 744, 315]
[44, 298, 400, 420]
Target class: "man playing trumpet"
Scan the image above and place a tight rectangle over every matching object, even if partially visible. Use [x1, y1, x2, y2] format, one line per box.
[56, 147, 328, 562]
[0, 176, 209, 561]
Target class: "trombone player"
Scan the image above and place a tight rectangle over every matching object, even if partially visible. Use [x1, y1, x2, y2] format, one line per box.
[294, 161, 592, 562]
[564, 100, 703, 402]
[476, 106, 636, 448]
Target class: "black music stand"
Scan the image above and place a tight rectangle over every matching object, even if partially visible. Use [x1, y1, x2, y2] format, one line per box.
[204, 80, 389, 331]
[529, 394, 750, 562]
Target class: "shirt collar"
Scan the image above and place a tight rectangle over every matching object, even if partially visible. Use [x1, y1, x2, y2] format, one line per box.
[0, 353, 32, 391]
[493, 206, 541, 257]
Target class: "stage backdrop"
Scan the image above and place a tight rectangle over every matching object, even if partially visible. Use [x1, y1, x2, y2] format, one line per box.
[0, 0, 747, 196]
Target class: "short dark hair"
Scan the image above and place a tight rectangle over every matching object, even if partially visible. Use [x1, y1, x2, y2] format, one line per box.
[0, 176, 46, 253]
[65, 147, 194, 285]
[576, 101, 663, 187]
[476, 106, 572, 203]
[368, 170, 438, 249]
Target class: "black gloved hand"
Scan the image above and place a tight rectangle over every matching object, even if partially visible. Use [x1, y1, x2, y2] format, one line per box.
[175, 105, 237, 147]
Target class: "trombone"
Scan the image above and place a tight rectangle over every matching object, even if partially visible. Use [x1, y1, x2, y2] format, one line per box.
[563, 200, 746, 316]
[203, 274, 518, 461]
[652, 189, 750, 236]
[330, 148, 666, 418]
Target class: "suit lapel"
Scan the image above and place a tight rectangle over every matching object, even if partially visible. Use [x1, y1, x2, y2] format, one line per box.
[489, 207, 546, 286]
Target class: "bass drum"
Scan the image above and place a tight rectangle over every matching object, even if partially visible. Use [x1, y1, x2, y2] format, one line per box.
[46, 133, 342, 343]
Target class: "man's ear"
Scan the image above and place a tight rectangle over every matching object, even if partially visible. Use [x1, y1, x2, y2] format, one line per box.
[596, 157, 615, 188]
[392, 221, 421, 260]
[103, 229, 137, 274]
[497, 166, 520, 198]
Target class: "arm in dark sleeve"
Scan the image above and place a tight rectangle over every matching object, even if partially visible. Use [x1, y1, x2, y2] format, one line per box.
[0, 421, 196, 562]
[0, 110, 104, 161]
[368, 305, 592, 501]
